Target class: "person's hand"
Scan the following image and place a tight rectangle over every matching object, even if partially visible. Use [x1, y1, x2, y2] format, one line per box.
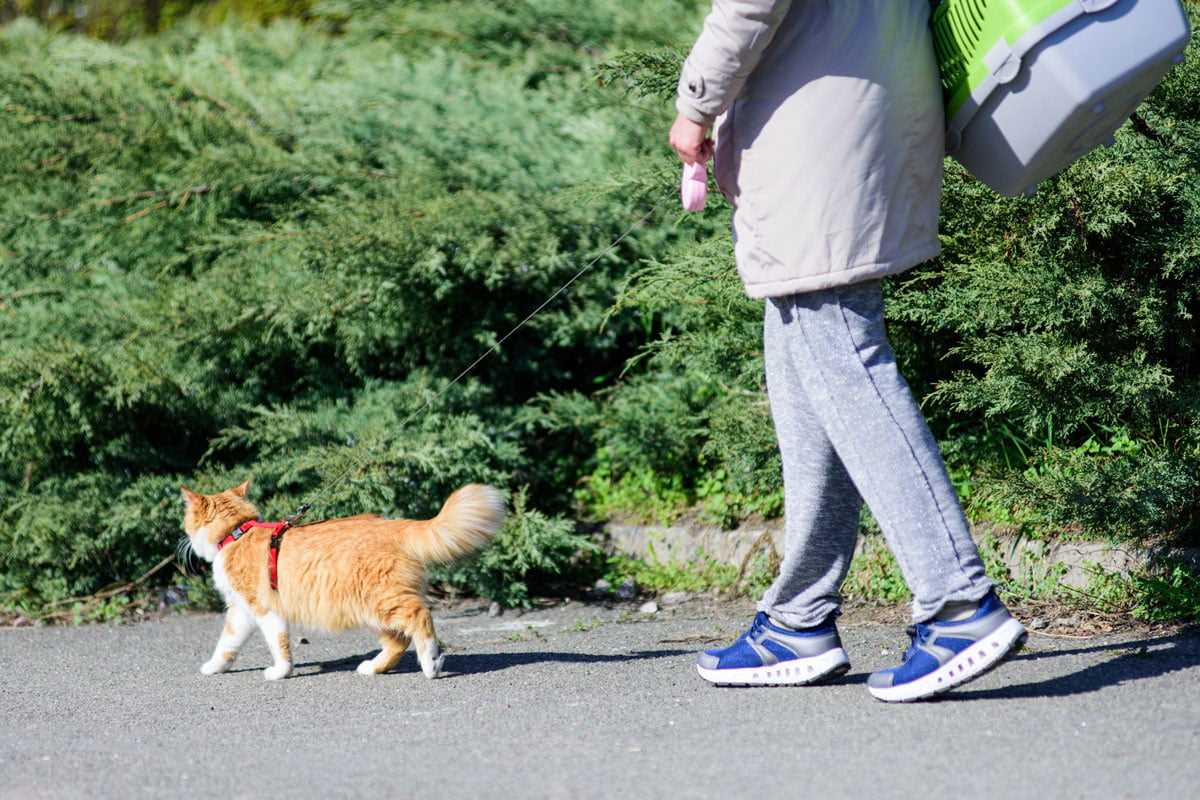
[669, 113, 713, 165]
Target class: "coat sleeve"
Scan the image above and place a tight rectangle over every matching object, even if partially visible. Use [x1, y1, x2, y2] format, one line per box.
[675, 0, 794, 126]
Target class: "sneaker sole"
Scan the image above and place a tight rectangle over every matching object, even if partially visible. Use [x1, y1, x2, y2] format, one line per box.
[868, 618, 1027, 703]
[696, 647, 851, 687]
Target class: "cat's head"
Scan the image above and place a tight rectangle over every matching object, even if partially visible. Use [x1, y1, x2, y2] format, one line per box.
[180, 480, 259, 562]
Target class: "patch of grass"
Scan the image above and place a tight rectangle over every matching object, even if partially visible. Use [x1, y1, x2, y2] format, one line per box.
[66, 594, 135, 625]
[570, 617, 604, 632]
[577, 465, 691, 526]
[502, 625, 547, 643]
[842, 537, 911, 605]
[693, 469, 783, 529]
[1, 571, 224, 625]
[975, 533, 1071, 601]
[605, 546, 738, 594]
[599, 538, 776, 599]
[176, 573, 225, 613]
[1087, 559, 1200, 623]
[736, 549, 778, 598]
[832, 531, 1078, 607]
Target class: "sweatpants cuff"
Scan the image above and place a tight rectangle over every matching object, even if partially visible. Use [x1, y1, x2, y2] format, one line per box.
[911, 580, 996, 624]
[757, 599, 842, 630]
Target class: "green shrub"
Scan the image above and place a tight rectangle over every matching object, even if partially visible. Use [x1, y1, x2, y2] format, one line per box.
[0, 3, 699, 610]
[1088, 559, 1200, 623]
[842, 538, 911, 605]
[604, 546, 742, 595]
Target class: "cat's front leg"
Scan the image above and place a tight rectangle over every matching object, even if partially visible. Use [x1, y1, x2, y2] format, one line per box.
[200, 606, 254, 675]
[256, 610, 294, 681]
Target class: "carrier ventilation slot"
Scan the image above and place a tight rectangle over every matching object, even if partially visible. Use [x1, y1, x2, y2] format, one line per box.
[932, 0, 988, 97]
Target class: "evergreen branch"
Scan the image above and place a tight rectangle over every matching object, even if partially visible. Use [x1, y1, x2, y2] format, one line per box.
[1129, 111, 1167, 145]
[3, 103, 98, 124]
[0, 288, 65, 305]
[97, 184, 211, 208]
[33, 554, 174, 617]
[31, 184, 215, 221]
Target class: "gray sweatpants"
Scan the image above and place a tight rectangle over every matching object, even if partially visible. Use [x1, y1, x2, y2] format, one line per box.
[757, 280, 992, 626]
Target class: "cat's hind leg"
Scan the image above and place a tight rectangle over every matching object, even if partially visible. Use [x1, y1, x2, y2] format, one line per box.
[409, 608, 445, 679]
[255, 610, 293, 681]
[356, 630, 411, 676]
[201, 605, 254, 675]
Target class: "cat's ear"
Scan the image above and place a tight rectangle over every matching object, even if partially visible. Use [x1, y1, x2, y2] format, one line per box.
[232, 479, 251, 498]
[180, 486, 200, 507]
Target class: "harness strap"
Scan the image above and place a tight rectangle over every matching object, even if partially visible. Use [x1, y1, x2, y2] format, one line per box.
[217, 519, 291, 590]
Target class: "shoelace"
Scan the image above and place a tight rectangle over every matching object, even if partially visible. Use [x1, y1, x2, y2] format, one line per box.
[902, 624, 932, 662]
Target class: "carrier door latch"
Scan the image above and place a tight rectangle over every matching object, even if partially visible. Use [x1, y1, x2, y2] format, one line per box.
[984, 39, 1021, 84]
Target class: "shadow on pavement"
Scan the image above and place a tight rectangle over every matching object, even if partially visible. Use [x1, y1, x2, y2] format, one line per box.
[945, 630, 1200, 700]
[259, 648, 692, 679]
[219, 653, 373, 677]
[225, 629, 1200, 692]
[442, 649, 691, 677]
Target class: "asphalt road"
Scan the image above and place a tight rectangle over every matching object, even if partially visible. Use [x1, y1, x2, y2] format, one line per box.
[2, 599, 1198, 799]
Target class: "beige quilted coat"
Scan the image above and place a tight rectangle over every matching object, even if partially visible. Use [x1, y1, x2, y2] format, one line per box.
[676, 0, 946, 297]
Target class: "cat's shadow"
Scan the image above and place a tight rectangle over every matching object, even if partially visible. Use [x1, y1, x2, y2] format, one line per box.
[256, 647, 692, 679]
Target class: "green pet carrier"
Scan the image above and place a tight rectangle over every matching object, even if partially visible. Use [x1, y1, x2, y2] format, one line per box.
[930, 0, 1191, 196]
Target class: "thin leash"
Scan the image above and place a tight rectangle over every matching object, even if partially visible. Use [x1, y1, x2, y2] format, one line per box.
[279, 197, 667, 528]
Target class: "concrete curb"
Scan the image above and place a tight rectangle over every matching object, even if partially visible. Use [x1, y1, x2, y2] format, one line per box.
[603, 518, 1199, 591]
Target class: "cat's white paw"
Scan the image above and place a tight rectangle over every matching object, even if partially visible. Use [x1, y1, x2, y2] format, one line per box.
[417, 639, 445, 679]
[422, 654, 446, 680]
[263, 663, 293, 681]
[200, 658, 229, 676]
[356, 660, 379, 676]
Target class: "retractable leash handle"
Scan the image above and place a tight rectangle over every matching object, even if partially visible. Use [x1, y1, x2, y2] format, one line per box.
[680, 160, 708, 212]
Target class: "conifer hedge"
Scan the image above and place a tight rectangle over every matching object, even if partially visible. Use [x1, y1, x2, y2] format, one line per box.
[0, 1, 691, 607]
[1, 2, 1197, 611]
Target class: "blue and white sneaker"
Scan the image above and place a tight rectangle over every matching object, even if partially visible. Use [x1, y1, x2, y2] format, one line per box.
[867, 591, 1026, 702]
[696, 612, 851, 686]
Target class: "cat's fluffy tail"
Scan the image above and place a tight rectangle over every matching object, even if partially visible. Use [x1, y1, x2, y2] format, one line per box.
[401, 484, 506, 564]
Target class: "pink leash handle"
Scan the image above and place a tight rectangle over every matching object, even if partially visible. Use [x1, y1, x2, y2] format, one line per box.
[680, 161, 708, 212]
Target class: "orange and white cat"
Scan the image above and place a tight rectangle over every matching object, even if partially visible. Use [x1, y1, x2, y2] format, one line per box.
[180, 480, 505, 681]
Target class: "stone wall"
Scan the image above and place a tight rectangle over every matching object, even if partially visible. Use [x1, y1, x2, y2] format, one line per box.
[603, 518, 1199, 591]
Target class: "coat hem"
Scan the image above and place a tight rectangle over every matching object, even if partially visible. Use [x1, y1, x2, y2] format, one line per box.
[740, 242, 942, 299]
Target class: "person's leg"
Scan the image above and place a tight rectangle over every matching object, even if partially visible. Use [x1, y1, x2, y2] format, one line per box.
[757, 296, 863, 629]
[692, 298, 857, 686]
[780, 280, 992, 622]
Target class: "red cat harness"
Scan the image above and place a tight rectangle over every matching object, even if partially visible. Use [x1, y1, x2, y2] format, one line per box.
[218, 520, 292, 590]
